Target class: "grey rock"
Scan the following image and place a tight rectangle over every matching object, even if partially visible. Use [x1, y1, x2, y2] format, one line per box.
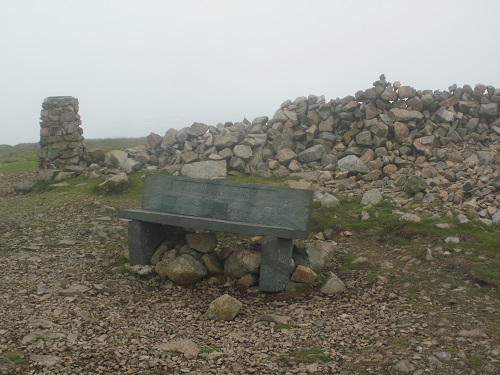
[364, 102, 382, 120]
[276, 148, 297, 166]
[13, 176, 37, 193]
[318, 116, 334, 132]
[272, 134, 295, 153]
[121, 158, 142, 173]
[224, 249, 260, 278]
[403, 176, 428, 195]
[229, 156, 245, 171]
[233, 145, 253, 160]
[433, 107, 454, 123]
[392, 359, 415, 373]
[31, 354, 63, 367]
[293, 241, 336, 273]
[338, 155, 370, 174]
[413, 136, 436, 155]
[316, 192, 340, 208]
[298, 144, 325, 163]
[164, 254, 207, 285]
[213, 133, 237, 149]
[105, 150, 128, 167]
[181, 160, 227, 179]
[158, 338, 200, 358]
[201, 253, 224, 275]
[186, 232, 218, 253]
[98, 172, 129, 192]
[320, 272, 346, 295]
[187, 122, 209, 137]
[479, 103, 498, 118]
[400, 213, 421, 223]
[398, 85, 415, 99]
[207, 294, 242, 321]
[389, 108, 424, 122]
[146, 132, 163, 149]
[492, 212, 500, 225]
[290, 265, 317, 283]
[355, 130, 373, 146]
[259, 314, 292, 325]
[162, 128, 178, 146]
[155, 250, 178, 276]
[180, 151, 199, 164]
[361, 189, 383, 206]
[252, 116, 268, 125]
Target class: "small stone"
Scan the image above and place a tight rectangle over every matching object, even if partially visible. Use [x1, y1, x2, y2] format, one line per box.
[207, 294, 243, 321]
[259, 314, 292, 325]
[400, 213, 421, 223]
[457, 328, 487, 338]
[445, 236, 459, 244]
[425, 248, 434, 261]
[290, 265, 317, 283]
[392, 359, 415, 373]
[320, 272, 346, 295]
[158, 338, 201, 358]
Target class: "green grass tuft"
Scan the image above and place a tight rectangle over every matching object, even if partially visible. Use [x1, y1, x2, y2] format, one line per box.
[293, 347, 332, 363]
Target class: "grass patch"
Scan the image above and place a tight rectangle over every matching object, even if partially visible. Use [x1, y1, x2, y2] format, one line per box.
[293, 347, 331, 363]
[0, 349, 28, 371]
[274, 323, 293, 330]
[116, 255, 129, 275]
[471, 260, 500, 286]
[0, 138, 146, 175]
[201, 347, 222, 354]
[0, 143, 38, 174]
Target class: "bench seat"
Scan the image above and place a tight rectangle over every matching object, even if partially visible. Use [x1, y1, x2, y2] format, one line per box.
[119, 174, 314, 292]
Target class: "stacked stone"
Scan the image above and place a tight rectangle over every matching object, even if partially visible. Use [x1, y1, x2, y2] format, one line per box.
[146, 78, 499, 180]
[105, 76, 499, 220]
[39, 96, 87, 169]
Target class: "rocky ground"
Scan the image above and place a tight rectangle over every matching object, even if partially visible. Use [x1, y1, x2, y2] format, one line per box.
[0, 172, 498, 375]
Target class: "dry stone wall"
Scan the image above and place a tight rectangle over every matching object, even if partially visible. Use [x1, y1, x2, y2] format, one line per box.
[146, 76, 499, 178]
[39, 96, 87, 169]
[130, 75, 499, 221]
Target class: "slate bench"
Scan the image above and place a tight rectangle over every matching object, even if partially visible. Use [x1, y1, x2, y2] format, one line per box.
[119, 174, 314, 292]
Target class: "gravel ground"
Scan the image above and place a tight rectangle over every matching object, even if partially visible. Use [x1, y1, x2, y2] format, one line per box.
[0, 173, 498, 374]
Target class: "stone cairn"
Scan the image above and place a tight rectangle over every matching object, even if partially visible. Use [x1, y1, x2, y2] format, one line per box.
[38, 96, 87, 169]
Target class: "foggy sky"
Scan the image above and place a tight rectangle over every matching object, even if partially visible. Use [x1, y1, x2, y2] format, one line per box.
[1, 0, 499, 146]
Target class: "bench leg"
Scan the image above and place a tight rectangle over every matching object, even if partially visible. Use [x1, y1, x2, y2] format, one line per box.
[128, 220, 167, 265]
[259, 237, 293, 292]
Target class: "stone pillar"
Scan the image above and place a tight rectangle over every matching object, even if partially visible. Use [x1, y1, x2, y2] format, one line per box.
[38, 96, 87, 169]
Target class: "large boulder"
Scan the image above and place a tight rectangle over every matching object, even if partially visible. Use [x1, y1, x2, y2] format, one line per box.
[298, 145, 325, 163]
[224, 249, 260, 278]
[98, 172, 129, 192]
[338, 155, 370, 174]
[164, 254, 207, 285]
[361, 189, 383, 206]
[293, 241, 336, 273]
[105, 150, 128, 167]
[186, 233, 218, 253]
[403, 176, 428, 195]
[187, 122, 209, 137]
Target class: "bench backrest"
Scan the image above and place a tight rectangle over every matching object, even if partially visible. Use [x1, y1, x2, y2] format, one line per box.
[141, 174, 313, 231]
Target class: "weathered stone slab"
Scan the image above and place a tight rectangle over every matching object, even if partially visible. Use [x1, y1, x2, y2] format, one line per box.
[259, 237, 294, 292]
[138, 174, 313, 232]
